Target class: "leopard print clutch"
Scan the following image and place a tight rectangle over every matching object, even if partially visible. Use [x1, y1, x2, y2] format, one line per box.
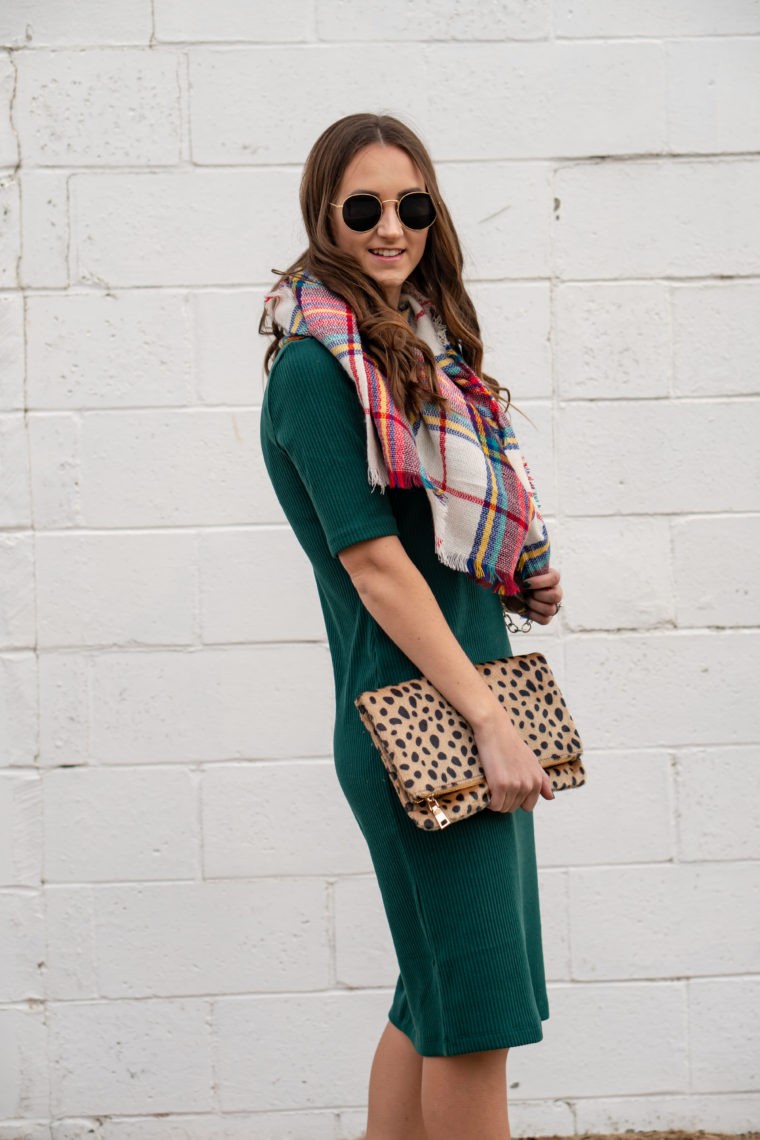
[354, 652, 586, 830]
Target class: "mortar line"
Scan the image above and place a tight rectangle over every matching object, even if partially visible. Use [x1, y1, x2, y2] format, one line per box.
[8, 45, 55, 1129]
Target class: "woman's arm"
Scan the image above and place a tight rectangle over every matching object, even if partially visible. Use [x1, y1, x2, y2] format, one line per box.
[338, 534, 559, 813]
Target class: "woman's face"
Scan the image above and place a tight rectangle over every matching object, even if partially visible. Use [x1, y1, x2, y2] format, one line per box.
[330, 142, 430, 309]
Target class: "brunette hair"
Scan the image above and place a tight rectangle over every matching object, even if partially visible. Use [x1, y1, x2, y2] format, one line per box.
[259, 113, 510, 418]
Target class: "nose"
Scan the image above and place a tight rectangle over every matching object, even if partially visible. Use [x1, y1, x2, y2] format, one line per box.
[376, 200, 403, 239]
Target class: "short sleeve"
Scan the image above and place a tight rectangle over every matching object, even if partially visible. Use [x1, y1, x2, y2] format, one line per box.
[261, 337, 400, 558]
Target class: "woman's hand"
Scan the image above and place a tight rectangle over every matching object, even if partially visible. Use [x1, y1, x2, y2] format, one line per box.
[472, 708, 554, 814]
[520, 566, 563, 625]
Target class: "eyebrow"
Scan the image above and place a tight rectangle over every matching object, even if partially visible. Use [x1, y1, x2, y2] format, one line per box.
[347, 186, 425, 196]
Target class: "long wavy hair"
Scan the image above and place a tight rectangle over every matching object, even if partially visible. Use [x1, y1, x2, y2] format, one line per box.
[259, 113, 511, 419]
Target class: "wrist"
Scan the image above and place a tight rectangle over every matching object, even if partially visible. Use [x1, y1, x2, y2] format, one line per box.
[468, 691, 514, 735]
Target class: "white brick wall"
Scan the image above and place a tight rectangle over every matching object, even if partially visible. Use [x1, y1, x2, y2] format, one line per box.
[2, 3, 758, 1137]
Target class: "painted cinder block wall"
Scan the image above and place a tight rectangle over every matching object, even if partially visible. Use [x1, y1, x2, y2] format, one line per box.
[1, 1, 759, 1137]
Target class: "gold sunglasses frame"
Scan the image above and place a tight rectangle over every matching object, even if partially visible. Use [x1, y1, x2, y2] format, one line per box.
[329, 191, 437, 231]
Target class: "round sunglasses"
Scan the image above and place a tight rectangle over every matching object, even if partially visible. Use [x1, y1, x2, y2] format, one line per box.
[330, 191, 437, 233]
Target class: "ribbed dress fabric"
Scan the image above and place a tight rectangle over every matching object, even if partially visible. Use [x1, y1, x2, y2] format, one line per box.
[259, 337, 549, 1056]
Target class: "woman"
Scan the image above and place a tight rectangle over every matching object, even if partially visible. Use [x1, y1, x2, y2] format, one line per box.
[259, 113, 563, 1140]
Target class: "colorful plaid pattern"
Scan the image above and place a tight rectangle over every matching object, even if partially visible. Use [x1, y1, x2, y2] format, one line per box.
[265, 272, 550, 601]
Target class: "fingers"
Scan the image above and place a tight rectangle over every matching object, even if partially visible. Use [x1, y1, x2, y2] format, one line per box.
[539, 770, 555, 801]
[478, 716, 556, 816]
[522, 567, 561, 590]
[523, 595, 561, 625]
[487, 767, 549, 814]
[524, 584, 563, 609]
[522, 568, 563, 625]
[518, 787, 542, 813]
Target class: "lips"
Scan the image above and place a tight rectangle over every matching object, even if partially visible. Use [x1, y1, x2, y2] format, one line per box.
[369, 249, 405, 259]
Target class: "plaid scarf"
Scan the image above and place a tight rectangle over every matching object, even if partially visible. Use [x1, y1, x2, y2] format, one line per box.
[265, 272, 550, 605]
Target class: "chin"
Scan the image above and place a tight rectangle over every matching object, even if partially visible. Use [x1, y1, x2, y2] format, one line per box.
[367, 268, 404, 289]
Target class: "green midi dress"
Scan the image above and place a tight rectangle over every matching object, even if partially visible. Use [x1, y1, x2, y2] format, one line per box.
[259, 337, 549, 1056]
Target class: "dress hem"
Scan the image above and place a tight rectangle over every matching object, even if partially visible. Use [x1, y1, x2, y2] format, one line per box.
[387, 1006, 549, 1058]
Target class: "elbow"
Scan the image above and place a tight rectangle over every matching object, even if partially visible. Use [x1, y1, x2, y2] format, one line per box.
[338, 535, 404, 596]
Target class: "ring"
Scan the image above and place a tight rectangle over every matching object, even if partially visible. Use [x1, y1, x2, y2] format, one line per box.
[555, 602, 562, 614]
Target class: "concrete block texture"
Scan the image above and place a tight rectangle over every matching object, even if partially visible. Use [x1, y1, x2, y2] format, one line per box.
[0, 52, 18, 168]
[199, 526, 325, 644]
[672, 281, 760, 396]
[468, 282, 552, 398]
[213, 990, 392, 1111]
[534, 750, 675, 867]
[558, 399, 760, 516]
[18, 170, 68, 287]
[507, 399, 555, 516]
[38, 644, 335, 766]
[154, 0, 318, 43]
[42, 765, 198, 883]
[0, 1007, 49, 1118]
[568, 862, 760, 979]
[27, 412, 80, 527]
[576, 1093, 760, 1135]
[667, 38, 760, 154]
[566, 631, 760, 750]
[0, 1, 152, 47]
[89, 878, 330, 997]
[0, 653, 36, 767]
[334, 874, 398, 989]
[30, 408, 285, 528]
[48, 999, 213, 1116]
[506, 981, 688, 1098]
[189, 46, 428, 166]
[4, 10, 760, 1138]
[192, 289, 268, 405]
[438, 161, 552, 279]
[0, 417, 30, 522]
[15, 51, 182, 166]
[554, 159, 760, 279]
[0, 174, 19, 288]
[316, 0, 552, 41]
[26, 290, 194, 409]
[44, 885, 99, 999]
[508, 1101, 577, 1138]
[554, 0, 760, 37]
[36, 651, 89, 767]
[0, 293, 24, 411]
[689, 976, 760, 1093]
[558, 515, 674, 631]
[49, 1113, 341, 1140]
[35, 531, 197, 647]
[1, 1121, 50, 1140]
[201, 761, 373, 879]
[0, 772, 42, 885]
[70, 170, 303, 287]
[555, 282, 671, 400]
[0, 889, 44, 1000]
[672, 514, 760, 628]
[675, 745, 760, 861]
[189, 42, 666, 165]
[536, 869, 571, 982]
[427, 41, 666, 161]
[0, 533, 35, 648]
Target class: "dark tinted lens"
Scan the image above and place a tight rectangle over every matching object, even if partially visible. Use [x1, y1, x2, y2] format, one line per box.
[342, 194, 382, 232]
[398, 192, 436, 230]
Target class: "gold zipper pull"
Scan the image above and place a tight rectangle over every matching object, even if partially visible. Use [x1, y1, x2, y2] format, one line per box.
[425, 795, 451, 829]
